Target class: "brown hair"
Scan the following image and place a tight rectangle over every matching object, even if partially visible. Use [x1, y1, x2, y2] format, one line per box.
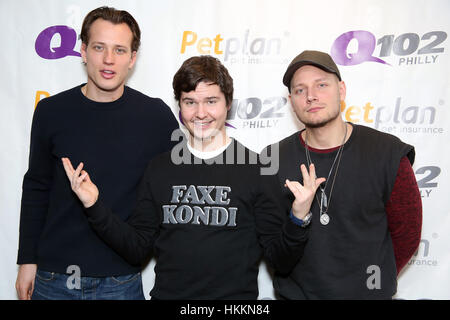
[80, 6, 141, 52]
[172, 55, 234, 107]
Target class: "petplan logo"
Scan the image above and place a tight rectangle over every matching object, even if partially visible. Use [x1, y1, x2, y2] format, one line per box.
[408, 237, 439, 267]
[340, 97, 444, 135]
[331, 30, 447, 67]
[35, 25, 81, 59]
[180, 30, 290, 65]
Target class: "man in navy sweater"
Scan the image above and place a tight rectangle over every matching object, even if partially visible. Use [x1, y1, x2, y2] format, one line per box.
[16, 6, 178, 300]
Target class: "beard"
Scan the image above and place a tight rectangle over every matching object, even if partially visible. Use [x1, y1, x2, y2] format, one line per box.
[298, 101, 342, 129]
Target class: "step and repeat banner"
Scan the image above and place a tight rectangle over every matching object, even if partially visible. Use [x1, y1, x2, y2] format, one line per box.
[1, 0, 449, 299]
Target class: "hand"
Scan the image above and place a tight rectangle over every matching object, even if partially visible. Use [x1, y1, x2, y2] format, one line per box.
[16, 264, 37, 300]
[62, 157, 99, 208]
[285, 163, 326, 220]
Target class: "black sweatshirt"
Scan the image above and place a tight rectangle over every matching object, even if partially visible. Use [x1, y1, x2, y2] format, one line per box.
[17, 84, 179, 276]
[85, 139, 307, 299]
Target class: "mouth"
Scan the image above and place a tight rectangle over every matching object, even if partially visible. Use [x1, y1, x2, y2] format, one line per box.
[307, 106, 324, 113]
[193, 120, 214, 129]
[100, 69, 116, 79]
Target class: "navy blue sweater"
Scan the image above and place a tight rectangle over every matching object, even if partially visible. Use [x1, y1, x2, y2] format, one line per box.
[17, 84, 179, 276]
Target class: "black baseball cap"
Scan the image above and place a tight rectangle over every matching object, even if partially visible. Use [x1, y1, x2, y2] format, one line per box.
[283, 50, 341, 89]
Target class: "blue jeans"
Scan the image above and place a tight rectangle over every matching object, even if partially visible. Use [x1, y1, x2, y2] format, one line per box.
[32, 269, 145, 300]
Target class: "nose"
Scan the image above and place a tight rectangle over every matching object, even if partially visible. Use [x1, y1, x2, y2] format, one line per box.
[103, 49, 114, 64]
[196, 103, 208, 118]
[306, 87, 318, 103]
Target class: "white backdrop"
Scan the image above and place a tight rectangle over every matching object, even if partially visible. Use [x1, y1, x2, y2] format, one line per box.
[1, 0, 449, 300]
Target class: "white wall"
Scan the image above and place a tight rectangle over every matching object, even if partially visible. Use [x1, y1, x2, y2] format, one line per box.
[1, 0, 449, 299]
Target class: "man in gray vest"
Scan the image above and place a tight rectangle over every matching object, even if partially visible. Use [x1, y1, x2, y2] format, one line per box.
[267, 50, 422, 299]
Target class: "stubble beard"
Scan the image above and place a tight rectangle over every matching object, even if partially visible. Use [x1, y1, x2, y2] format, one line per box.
[299, 101, 342, 129]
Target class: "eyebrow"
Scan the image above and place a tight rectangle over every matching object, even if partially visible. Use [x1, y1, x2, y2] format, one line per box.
[90, 41, 128, 49]
[181, 96, 220, 101]
[292, 78, 330, 88]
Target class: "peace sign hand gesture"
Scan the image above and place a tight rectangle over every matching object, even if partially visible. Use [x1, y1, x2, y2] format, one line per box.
[285, 163, 326, 220]
[61, 157, 99, 208]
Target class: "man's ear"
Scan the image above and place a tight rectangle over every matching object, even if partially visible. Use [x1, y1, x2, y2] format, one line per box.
[128, 51, 137, 69]
[80, 43, 88, 64]
[339, 80, 346, 102]
[288, 94, 294, 110]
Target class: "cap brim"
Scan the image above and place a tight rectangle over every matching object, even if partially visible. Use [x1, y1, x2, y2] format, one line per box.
[283, 60, 341, 88]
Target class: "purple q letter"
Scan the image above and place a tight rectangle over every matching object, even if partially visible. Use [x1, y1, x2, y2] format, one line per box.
[35, 25, 81, 59]
[330, 30, 389, 66]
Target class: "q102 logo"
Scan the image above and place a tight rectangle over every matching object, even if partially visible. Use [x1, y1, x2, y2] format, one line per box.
[330, 30, 447, 67]
[415, 166, 440, 199]
[35, 25, 80, 59]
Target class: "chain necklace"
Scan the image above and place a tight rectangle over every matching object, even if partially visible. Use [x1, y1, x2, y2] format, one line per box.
[304, 123, 347, 225]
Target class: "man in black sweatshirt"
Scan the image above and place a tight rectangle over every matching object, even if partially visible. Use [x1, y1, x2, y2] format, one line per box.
[16, 7, 178, 300]
[62, 55, 325, 299]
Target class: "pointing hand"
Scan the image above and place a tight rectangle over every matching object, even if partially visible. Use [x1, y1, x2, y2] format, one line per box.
[285, 163, 326, 220]
[62, 157, 99, 208]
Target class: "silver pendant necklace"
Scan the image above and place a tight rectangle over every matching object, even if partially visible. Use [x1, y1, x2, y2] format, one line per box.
[304, 123, 347, 225]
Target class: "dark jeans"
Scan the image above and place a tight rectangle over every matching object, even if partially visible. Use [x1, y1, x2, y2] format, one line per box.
[31, 269, 145, 300]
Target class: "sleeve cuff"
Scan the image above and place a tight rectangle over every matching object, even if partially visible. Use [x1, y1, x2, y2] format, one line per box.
[283, 213, 309, 241]
[290, 210, 306, 226]
[84, 197, 108, 223]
